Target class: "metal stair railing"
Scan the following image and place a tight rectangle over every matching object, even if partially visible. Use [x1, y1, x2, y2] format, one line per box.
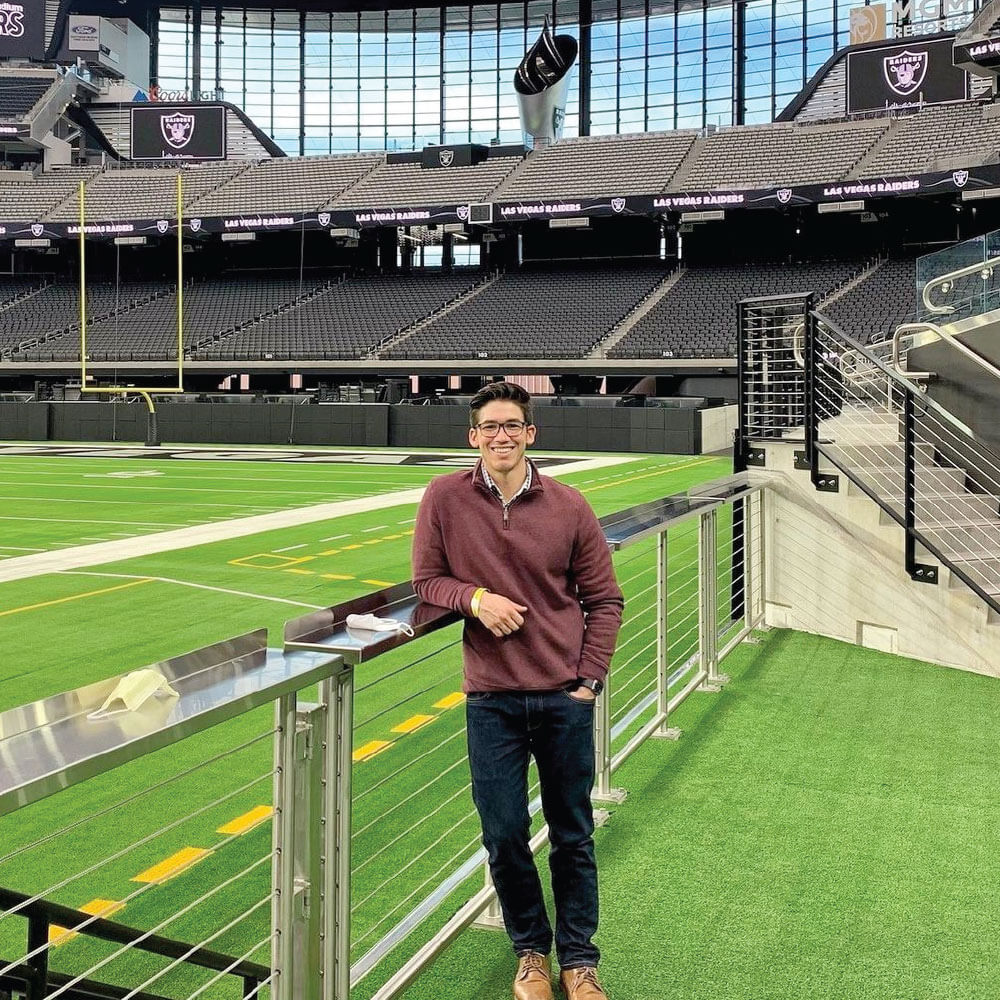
[804, 310, 1000, 614]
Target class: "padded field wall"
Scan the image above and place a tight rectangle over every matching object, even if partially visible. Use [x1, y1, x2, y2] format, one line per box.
[0, 402, 735, 454]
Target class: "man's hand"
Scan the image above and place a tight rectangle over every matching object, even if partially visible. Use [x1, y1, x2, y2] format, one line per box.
[477, 592, 528, 637]
[568, 685, 597, 702]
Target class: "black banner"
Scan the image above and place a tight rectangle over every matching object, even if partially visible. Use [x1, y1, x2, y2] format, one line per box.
[130, 105, 227, 161]
[420, 144, 488, 169]
[954, 37, 1000, 70]
[847, 38, 968, 113]
[0, 0, 45, 61]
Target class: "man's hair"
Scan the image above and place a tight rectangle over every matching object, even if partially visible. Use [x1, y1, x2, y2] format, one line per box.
[469, 381, 533, 427]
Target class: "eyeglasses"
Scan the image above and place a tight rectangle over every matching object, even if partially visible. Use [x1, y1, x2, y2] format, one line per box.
[475, 420, 529, 438]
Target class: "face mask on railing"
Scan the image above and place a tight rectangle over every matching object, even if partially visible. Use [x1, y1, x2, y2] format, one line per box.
[346, 613, 415, 637]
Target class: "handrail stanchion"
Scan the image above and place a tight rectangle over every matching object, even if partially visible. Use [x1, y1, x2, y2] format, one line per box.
[592, 668, 627, 806]
[653, 528, 680, 740]
[322, 665, 355, 1000]
[26, 914, 48, 1000]
[471, 863, 505, 930]
[272, 693, 299, 1000]
[698, 508, 724, 690]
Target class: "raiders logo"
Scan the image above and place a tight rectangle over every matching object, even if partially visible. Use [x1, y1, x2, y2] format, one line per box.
[190, 218, 202, 233]
[952, 170, 969, 188]
[776, 188, 793, 205]
[160, 112, 195, 150]
[318, 212, 331, 227]
[439, 149, 454, 167]
[456, 205, 470, 221]
[883, 50, 927, 97]
[611, 198, 626, 214]
[30, 223, 43, 237]
[156, 219, 169, 234]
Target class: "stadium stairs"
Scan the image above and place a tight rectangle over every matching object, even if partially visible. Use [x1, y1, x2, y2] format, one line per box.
[368, 269, 503, 359]
[588, 267, 684, 358]
[663, 134, 708, 190]
[747, 309, 1000, 678]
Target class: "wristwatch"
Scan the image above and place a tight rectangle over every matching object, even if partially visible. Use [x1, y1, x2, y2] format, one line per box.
[577, 678, 604, 696]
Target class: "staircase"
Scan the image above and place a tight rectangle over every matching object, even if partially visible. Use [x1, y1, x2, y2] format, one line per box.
[589, 267, 683, 358]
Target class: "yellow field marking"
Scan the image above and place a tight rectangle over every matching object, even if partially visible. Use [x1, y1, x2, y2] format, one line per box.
[319, 548, 341, 556]
[229, 554, 315, 570]
[342, 544, 363, 550]
[49, 899, 125, 946]
[402, 530, 415, 535]
[383, 533, 404, 540]
[362, 539, 382, 545]
[284, 568, 315, 576]
[133, 847, 212, 885]
[362, 579, 394, 587]
[434, 692, 466, 710]
[217, 806, 273, 836]
[322, 573, 356, 581]
[391, 714, 436, 734]
[581, 459, 714, 494]
[0, 578, 154, 618]
[353, 739, 393, 762]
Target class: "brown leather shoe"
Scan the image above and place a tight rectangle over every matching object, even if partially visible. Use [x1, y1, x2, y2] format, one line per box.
[559, 966, 608, 999]
[513, 952, 553, 1000]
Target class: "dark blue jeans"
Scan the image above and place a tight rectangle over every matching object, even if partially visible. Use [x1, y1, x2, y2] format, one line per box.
[466, 689, 600, 969]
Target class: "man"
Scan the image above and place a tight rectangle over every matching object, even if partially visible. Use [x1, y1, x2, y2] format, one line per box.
[412, 382, 624, 1000]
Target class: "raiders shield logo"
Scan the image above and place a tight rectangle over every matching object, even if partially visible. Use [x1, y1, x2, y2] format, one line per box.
[190, 218, 202, 233]
[776, 188, 793, 204]
[318, 212, 331, 227]
[30, 223, 43, 237]
[883, 50, 927, 97]
[161, 112, 195, 150]
[953, 170, 969, 188]
[456, 205, 470, 221]
[156, 219, 169, 234]
[439, 149, 454, 167]
[611, 198, 626, 214]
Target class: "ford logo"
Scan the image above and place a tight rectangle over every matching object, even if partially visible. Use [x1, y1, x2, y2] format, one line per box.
[73, 25, 97, 34]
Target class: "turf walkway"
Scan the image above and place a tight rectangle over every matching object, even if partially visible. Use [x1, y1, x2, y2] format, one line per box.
[390, 629, 1000, 1000]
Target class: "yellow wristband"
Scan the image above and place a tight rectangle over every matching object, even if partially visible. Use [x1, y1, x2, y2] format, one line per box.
[471, 587, 488, 618]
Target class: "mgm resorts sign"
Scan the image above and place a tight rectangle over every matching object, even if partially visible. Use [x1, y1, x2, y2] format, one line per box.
[850, 0, 976, 41]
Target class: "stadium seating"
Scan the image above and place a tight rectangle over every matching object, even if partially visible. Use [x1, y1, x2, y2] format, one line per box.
[191, 155, 382, 215]
[198, 273, 481, 359]
[332, 156, 522, 208]
[0, 76, 53, 119]
[0, 166, 99, 222]
[494, 131, 698, 199]
[608, 261, 861, 358]
[859, 102, 1000, 176]
[681, 120, 888, 190]
[384, 264, 666, 359]
[821, 257, 919, 344]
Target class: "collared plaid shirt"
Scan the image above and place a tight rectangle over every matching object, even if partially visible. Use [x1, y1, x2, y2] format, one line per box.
[482, 462, 532, 504]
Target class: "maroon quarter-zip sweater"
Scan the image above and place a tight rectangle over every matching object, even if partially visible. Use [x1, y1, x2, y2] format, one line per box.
[412, 460, 624, 693]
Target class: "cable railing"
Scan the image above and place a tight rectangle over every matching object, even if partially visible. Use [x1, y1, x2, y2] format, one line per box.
[0, 480, 766, 1000]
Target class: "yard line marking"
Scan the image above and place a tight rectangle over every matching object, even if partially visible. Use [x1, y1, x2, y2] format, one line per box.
[397, 518, 416, 524]
[1, 457, 626, 585]
[105, 532, 140, 537]
[433, 692, 466, 710]
[0, 545, 45, 551]
[50, 899, 125, 946]
[321, 573, 355, 581]
[353, 740, 393, 762]
[362, 579, 395, 587]
[362, 539, 381, 545]
[133, 847, 212, 885]
[319, 548, 341, 556]
[0, 578, 154, 618]
[0, 480, 362, 497]
[391, 714, 436, 735]
[581, 459, 714, 494]
[342, 544, 363, 550]
[275, 544, 308, 552]
[217, 806, 273, 836]
[63, 572, 326, 610]
[0, 515, 188, 527]
[382, 534, 404, 541]
[362, 525, 388, 532]
[0, 495, 287, 510]
[320, 534, 350, 541]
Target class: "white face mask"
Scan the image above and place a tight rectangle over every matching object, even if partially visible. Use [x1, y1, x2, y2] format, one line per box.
[345, 613, 415, 637]
[87, 669, 180, 720]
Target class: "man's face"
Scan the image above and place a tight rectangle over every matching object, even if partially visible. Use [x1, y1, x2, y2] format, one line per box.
[469, 399, 536, 478]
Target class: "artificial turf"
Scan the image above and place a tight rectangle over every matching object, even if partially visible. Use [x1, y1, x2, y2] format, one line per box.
[391, 628, 1000, 1000]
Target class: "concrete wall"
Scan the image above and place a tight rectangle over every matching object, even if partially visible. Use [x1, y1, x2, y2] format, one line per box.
[0, 401, 732, 455]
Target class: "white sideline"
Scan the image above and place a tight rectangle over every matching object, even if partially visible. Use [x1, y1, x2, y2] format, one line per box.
[0, 456, 632, 585]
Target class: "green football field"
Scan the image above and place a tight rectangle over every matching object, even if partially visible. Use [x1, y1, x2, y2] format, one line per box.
[0, 445, 730, 999]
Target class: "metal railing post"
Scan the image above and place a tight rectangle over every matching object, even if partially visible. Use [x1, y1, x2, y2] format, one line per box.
[591, 673, 627, 805]
[272, 693, 299, 1000]
[697, 508, 725, 691]
[322, 664, 354, 1000]
[470, 861, 505, 931]
[744, 490, 766, 638]
[652, 528, 680, 740]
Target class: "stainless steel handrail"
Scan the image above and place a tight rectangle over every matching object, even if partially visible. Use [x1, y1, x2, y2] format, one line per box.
[892, 320, 1000, 386]
[921, 254, 1000, 315]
